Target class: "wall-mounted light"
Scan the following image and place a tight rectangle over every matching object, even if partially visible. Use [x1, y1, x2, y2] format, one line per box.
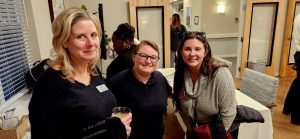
[217, 4, 225, 15]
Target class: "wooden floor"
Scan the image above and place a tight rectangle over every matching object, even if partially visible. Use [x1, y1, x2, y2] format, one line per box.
[163, 76, 300, 139]
[271, 76, 300, 139]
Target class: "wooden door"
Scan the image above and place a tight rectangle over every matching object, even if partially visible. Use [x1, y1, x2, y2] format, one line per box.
[280, 0, 300, 77]
[129, 0, 171, 68]
[240, 0, 284, 78]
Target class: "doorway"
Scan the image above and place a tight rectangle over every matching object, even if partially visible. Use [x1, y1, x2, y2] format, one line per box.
[239, 0, 284, 78]
[129, 0, 171, 68]
[280, 0, 300, 77]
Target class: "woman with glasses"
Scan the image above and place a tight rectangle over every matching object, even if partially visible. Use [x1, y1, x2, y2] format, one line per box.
[173, 32, 237, 139]
[107, 40, 171, 139]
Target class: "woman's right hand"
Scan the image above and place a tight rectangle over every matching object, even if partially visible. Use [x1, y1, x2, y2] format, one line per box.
[112, 112, 132, 137]
[121, 112, 132, 137]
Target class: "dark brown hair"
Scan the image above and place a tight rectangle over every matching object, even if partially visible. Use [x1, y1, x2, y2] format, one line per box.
[173, 32, 227, 110]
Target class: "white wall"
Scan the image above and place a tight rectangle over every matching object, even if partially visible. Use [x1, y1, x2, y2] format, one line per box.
[190, 0, 202, 31]
[24, 0, 53, 62]
[23, 0, 288, 77]
[179, 0, 240, 59]
[201, 0, 240, 34]
[208, 37, 238, 57]
[64, 0, 130, 39]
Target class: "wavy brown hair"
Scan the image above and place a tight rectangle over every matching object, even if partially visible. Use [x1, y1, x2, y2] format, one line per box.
[172, 32, 227, 110]
[50, 7, 102, 82]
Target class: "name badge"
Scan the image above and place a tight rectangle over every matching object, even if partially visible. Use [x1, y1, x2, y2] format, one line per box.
[96, 84, 108, 93]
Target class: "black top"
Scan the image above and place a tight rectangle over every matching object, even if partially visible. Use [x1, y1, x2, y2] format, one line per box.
[107, 69, 171, 139]
[106, 44, 136, 80]
[170, 25, 187, 51]
[29, 68, 119, 139]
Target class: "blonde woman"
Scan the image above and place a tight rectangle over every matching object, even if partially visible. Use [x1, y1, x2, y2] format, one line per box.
[29, 8, 131, 139]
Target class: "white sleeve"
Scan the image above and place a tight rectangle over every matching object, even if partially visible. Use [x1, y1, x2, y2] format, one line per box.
[294, 14, 300, 51]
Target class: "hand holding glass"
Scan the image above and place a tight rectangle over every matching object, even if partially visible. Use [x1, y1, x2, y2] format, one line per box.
[112, 107, 131, 118]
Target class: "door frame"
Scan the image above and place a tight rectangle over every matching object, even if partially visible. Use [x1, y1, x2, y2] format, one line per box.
[280, 0, 299, 77]
[240, 0, 284, 78]
[129, 0, 171, 68]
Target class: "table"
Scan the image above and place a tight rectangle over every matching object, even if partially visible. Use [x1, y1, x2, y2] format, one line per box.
[157, 68, 273, 139]
[236, 89, 273, 139]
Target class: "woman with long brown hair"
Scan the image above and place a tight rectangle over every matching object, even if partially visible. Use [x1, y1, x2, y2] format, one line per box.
[171, 13, 186, 67]
[173, 32, 236, 139]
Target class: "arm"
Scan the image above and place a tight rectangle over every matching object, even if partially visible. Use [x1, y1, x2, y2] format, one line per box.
[74, 117, 127, 139]
[179, 25, 187, 40]
[29, 75, 70, 138]
[215, 67, 237, 130]
[294, 14, 300, 51]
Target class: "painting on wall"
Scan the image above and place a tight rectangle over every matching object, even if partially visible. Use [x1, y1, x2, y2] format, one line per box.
[48, 0, 65, 22]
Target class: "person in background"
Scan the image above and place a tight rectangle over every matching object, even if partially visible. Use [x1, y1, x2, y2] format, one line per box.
[107, 40, 171, 139]
[28, 8, 131, 139]
[171, 13, 187, 67]
[106, 23, 136, 80]
[283, 14, 300, 125]
[172, 32, 237, 139]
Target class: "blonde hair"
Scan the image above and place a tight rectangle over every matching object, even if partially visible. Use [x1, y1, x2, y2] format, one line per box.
[50, 7, 102, 82]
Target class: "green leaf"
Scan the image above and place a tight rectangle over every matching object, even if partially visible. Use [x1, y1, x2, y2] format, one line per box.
[81, 5, 87, 11]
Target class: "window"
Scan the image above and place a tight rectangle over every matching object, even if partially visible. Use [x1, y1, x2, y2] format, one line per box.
[0, 0, 31, 110]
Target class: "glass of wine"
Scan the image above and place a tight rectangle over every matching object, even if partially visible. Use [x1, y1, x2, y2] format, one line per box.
[112, 107, 131, 118]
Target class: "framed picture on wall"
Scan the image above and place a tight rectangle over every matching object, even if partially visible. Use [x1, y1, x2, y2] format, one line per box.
[194, 16, 199, 25]
[48, 0, 65, 22]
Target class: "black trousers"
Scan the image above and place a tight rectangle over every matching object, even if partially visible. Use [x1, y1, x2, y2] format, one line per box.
[283, 51, 300, 124]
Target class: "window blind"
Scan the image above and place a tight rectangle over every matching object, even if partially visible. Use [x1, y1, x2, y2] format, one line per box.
[0, 0, 31, 110]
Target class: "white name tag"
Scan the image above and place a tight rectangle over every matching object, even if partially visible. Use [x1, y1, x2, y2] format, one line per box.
[96, 84, 108, 93]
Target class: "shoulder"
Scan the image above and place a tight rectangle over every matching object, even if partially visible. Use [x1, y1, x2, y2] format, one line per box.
[153, 70, 167, 79]
[35, 67, 76, 92]
[36, 67, 61, 85]
[153, 70, 164, 77]
[213, 67, 232, 80]
[107, 69, 130, 83]
[153, 71, 170, 84]
[181, 25, 187, 30]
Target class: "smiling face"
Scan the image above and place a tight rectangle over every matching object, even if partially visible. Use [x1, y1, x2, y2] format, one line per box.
[133, 44, 159, 76]
[64, 20, 99, 65]
[180, 38, 207, 71]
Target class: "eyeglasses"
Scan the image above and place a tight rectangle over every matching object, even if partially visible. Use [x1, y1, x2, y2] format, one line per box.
[136, 53, 159, 63]
[184, 31, 206, 38]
